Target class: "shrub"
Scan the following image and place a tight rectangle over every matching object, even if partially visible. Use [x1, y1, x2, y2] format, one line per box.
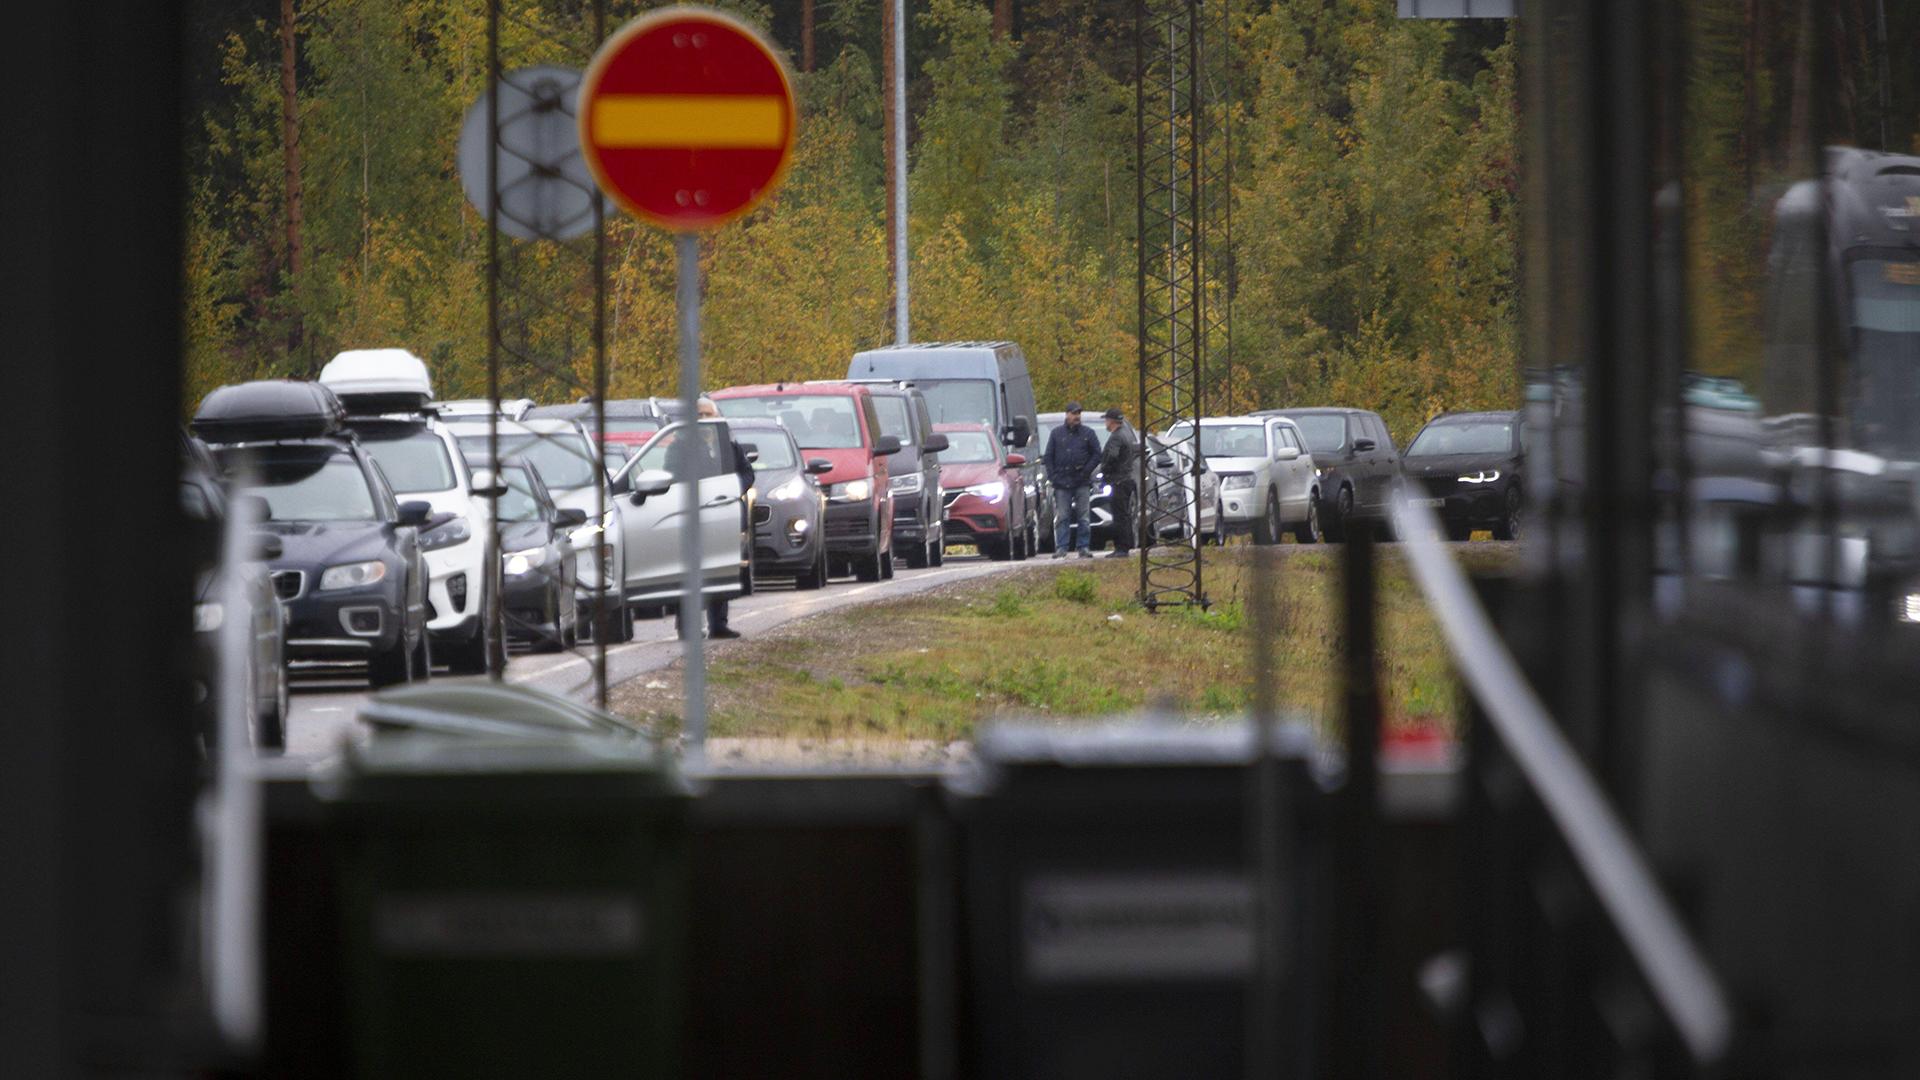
[1053, 570, 1099, 604]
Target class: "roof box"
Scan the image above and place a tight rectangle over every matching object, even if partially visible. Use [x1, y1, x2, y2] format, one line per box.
[319, 349, 435, 414]
[192, 380, 348, 444]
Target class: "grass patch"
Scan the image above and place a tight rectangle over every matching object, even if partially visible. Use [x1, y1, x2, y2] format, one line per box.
[613, 544, 1518, 743]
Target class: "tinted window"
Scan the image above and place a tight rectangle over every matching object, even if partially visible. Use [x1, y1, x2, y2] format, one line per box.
[360, 430, 457, 493]
[224, 450, 378, 522]
[497, 467, 544, 522]
[1407, 421, 1515, 457]
[714, 395, 863, 450]
[871, 395, 913, 443]
[937, 430, 999, 464]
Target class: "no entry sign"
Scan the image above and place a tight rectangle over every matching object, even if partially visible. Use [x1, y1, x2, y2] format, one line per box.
[579, 8, 796, 232]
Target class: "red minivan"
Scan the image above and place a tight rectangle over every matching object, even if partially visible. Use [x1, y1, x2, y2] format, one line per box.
[711, 383, 902, 581]
[933, 421, 1036, 560]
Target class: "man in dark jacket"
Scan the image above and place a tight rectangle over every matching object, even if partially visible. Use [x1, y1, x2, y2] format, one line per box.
[1099, 407, 1139, 557]
[1041, 401, 1102, 558]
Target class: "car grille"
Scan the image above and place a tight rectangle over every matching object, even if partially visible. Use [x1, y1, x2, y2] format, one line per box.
[271, 570, 305, 601]
[826, 517, 870, 539]
[941, 491, 961, 510]
[752, 504, 773, 525]
[1418, 476, 1459, 498]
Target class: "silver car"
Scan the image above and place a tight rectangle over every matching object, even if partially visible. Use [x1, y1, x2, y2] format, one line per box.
[1164, 415, 1317, 543]
[1142, 436, 1224, 545]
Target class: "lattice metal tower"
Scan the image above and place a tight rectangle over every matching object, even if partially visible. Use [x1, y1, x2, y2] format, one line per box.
[1135, 0, 1229, 611]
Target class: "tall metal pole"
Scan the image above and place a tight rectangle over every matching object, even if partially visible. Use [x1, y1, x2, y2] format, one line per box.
[676, 232, 707, 764]
[892, 0, 910, 343]
[590, 0, 609, 708]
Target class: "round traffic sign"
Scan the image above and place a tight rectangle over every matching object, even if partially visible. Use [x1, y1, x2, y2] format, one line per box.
[579, 8, 796, 232]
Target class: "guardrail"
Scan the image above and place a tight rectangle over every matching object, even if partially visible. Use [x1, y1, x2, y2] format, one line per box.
[1383, 493, 1735, 1070]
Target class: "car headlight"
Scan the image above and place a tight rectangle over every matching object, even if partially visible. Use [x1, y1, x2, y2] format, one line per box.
[193, 602, 224, 633]
[829, 478, 872, 502]
[1899, 590, 1920, 624]
[964, 480, 1007, 503]
[889, 472, 923, 495]
[1458, 469, 1501, 484]
[769, 476, 806, 502]
[504, 547, 550, 576]
[419, 514, 472, 551]
[319, 560, 388, 591]
[1220, 473, 1256, 490]
[1313, 467, 1325, 479]
[1098, 483, 1112, 497]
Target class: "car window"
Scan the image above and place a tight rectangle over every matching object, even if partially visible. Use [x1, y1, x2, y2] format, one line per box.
[225, 450, 380, 522]
[496, 467, 545, 522]
[734, 431, 797, 471]
[359, 429, 458, 494]
[1372, 416, 1396, 451]
[937, 430, 999, 464]
[1407, 420, 1517, 457]
[454, 431, 598, 489]
[714, 395, 863, 450]
[912, 379, 997, 427]
[871, 395, 912, 445]
[634, 424, 726, 479]
[1287, 414, 1347, 453]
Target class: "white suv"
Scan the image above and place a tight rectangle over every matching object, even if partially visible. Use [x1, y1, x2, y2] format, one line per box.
[321, 350, 506, 673]
[1164, 415, 1317, 544]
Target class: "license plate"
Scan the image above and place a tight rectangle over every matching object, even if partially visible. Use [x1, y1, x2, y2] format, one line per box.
[1416, 498, 1444, 507]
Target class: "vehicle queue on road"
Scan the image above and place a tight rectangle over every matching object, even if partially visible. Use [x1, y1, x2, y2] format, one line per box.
[185, 338, 1525, 753]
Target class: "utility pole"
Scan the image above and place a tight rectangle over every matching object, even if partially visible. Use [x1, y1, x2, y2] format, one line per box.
[884, 0, 909, 343]
[278, 0, 307, 371]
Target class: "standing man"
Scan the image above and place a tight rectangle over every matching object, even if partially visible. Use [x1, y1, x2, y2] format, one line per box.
[1099, 407, 1138, 558]
[1041, 401, 1102, 559]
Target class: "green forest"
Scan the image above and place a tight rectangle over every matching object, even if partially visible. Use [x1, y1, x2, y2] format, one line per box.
[183, 0, 1517, 440]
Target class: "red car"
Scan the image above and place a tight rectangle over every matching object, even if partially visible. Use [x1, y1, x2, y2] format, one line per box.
[934, 422, 1037, 560]
[711, 382, 901, 581]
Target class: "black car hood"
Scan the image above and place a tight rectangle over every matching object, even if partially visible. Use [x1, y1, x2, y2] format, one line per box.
[259, 520, 394, 569]
[1402, 453, 1511, 478]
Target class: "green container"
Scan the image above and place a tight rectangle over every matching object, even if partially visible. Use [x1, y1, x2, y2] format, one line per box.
[326, 685, 689, 1078]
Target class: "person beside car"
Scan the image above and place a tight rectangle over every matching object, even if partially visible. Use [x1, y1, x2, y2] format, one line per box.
[1042, 401, 1101, 559]
[1099, 407, 1139, 558]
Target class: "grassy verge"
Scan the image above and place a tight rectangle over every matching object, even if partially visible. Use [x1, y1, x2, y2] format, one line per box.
[613, 544, 1518, 742]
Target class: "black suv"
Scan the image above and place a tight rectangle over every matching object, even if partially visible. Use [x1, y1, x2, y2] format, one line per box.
[839, 380, 950, 568]
[1253, 407, 1402, 542]
[193, 380, 441, 688]
[1401, 410, 1524, 541]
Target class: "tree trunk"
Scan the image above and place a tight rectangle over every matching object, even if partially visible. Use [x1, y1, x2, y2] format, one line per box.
[1741, 0, 1758, 193]
[801, 0, 815, 73]
[278, 0, 306, 368]
[882, 0, 898, 337]
[993, 0, 1012, 40]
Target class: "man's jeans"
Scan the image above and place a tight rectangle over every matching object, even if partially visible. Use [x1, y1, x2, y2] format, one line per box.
[1053, 483, 1093, 553]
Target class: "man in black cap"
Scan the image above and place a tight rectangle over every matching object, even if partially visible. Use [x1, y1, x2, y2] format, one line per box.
[1041, 401, 1102, 558]
[1098, 407, 1139, 557]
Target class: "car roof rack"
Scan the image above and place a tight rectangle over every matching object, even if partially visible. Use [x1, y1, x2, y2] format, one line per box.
[432, 398, 535, 421]
[191, 380, 350, 444]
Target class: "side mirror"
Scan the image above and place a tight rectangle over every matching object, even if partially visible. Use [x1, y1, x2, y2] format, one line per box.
[628, 468, 675, 505]
[1004, 416, 1033, 448]
[396, 500, 433, 527]
[553, 507, 589, 528]
[806, 458, 834, 475]
[1353, 437, 1377, 453]
[250, 533, 283, 560]
[1005, 453, 1027, 467]
[424, 510, 458, 532]
[1274, 446, 1301, 462]
[608, 468, 631, 495]
[872, 434, 902, 457]
[469, 469, 509, 498]
[743, 448, 761, 465]
[923, 432, 950, 453]
[1151, 453, 1175, 470]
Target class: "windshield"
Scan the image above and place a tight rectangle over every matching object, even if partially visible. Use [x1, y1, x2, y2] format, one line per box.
[1281, 414, 1347, 453]
[456, 432, 598, 489]
[714, 395, 863, 449]
[359, 430, 457, 493]
[871, 396, 912, 444]
[224, 450, 379, 522]
[937, 430, 998, 464]
[1849, 259, 1920, 458]
[1168, 422, 1266, 458]
[734, 431, 797, 470]
[1407, 420, 1514, 457]
[497, 467, 543, 522]
[915, 380, 997, 427]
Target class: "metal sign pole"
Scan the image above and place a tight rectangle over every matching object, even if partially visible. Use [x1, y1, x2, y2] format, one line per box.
[892, 0, 910, 344]
[676, 232, 707, 764]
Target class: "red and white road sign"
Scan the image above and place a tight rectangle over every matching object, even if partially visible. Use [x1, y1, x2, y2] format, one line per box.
[579, 8, 796, 232]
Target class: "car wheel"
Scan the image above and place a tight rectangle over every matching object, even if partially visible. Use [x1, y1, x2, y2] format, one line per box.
[904, 535, 929, 569]
[1294, 496, 1322, 544]
[1445, 519, 1473, 542]
[562, 590, 579, 648]
[256, 642, 287, 753]
[1254, 491, 1281, 545]
[1012, 515, 1031, 560]
[855, 549, 884, 582]
[368, 636, 412, 689]
[881, 546, 895, 580]
[983, 536, 1011, 561]
[1324, 487, 1353, 543]
[1494, 488, 1521, 541]
[930, 526, 945, 567]
[446, 597, 499, 675]
[796, 544, 827, 590]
